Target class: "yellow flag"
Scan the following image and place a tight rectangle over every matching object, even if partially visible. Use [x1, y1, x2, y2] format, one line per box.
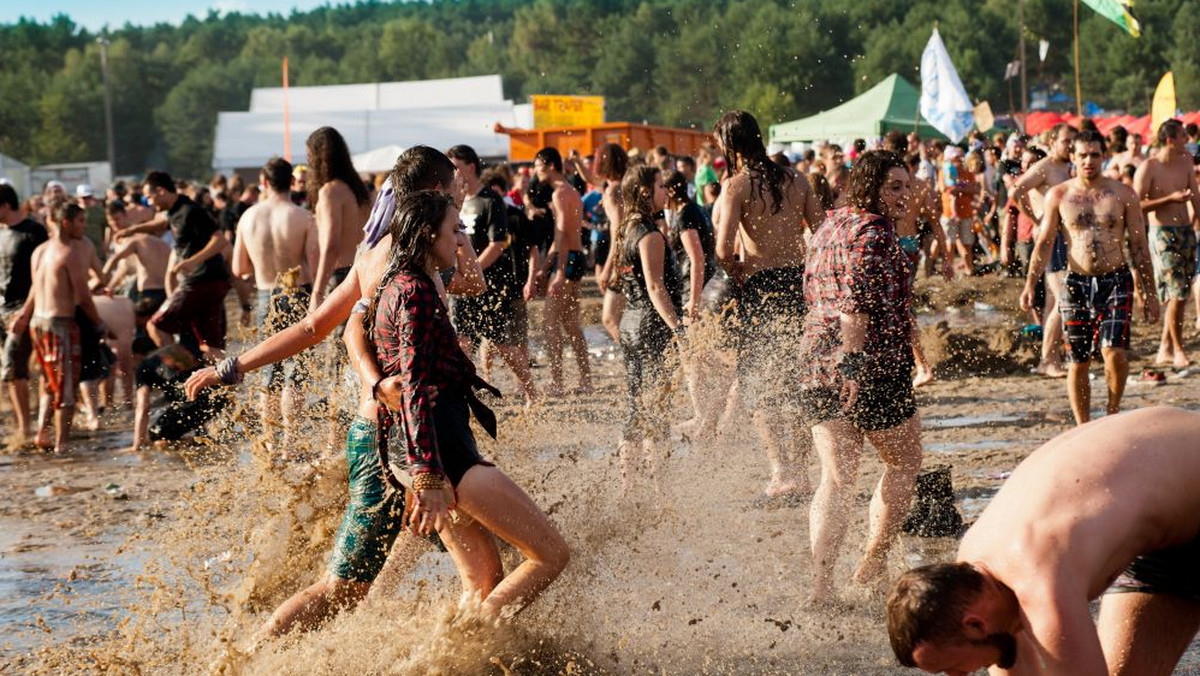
[1151, 72, 1176, 138]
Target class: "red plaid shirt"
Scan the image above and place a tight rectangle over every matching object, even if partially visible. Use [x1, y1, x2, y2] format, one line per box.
[799, 206, 914, 388]
[372, 270, 486, 482]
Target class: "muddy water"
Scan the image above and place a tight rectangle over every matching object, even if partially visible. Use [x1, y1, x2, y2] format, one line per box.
[3, 283, 1200, 674]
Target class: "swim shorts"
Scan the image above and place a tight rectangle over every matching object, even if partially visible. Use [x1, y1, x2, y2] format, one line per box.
[940, 217, 976, 247]
[255, 285, 312, 391]
[30, 316, 81, 409]
[734, 266, 806, 408]
[548, 250, 587, 282]
[1109, 534, 1200, 603]
[1150, 225, 1197, 301]
[0, 307, 34, 381]
[329, 416, 407, 583]
[1060, 266, 1133, 364]
[803, 371, 917, 432]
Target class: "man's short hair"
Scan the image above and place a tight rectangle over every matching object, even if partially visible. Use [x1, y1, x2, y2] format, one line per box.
[480, 167, 508, 192]
[886, 563, 986, 667]
[446, 144, 482, 175]
[391, 145, 456, 196]
[105, 200, 126, 215]
[1050, 122, 1077, 142]
[0, 184, 18, 211]
[1186, 123, 1199, 139]
[675, 155, 696, 171]
[50, 198, 84, 225]
[144, 171, 177, 194]
[1074, 129, 1107, 154]
[534, 147, 563, 173]
[883, 130, 908, 155]
[262, 156, 293, 194]
[1158, 118, 1184, 146]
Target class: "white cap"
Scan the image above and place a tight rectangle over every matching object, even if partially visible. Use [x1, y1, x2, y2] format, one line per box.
[46, 180, 66, 192]
[75, 184, 95, 198]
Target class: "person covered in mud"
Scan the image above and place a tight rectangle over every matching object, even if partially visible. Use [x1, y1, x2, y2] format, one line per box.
[1019, 130, 1159, 426]
[365, 189, 569, 619]
[712, 109, 826, 500]
[186, 146, 494, 646]
[886, 406, 1200, 676]
[1133, 119, 1200, 370]
[1009, 123, 1077, 378]
[611, 165, 684, 494]
[798, 150, 924, 605]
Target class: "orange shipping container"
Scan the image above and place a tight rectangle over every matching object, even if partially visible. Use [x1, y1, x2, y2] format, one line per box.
[494, 122, 711, 162]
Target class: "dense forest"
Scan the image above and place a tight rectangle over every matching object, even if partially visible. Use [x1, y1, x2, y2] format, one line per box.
[2, 0, 1197, 178]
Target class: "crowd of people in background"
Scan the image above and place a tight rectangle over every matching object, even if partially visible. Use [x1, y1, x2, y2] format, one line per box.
[2, 112, 1199, 651]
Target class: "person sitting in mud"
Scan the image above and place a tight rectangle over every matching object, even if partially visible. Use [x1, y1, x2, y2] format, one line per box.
[886, 406, 1200, 676]
[365, 189, 569, 619]
[712, 109, 826, 500]
[129, 342, 228, 452]
[798, 151, 924, 605]
[1019, 130, 1159, 426]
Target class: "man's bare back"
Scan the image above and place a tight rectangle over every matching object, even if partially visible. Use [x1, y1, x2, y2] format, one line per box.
[1048, 177, 1137, 276]
[715, 168, 823, 278]
[311, 180, 369, 307]
[105, 234, 170, 291]
[959, 407, 1200, 602]
[234, 196, 318, 290]
[550, 179, 584, 257]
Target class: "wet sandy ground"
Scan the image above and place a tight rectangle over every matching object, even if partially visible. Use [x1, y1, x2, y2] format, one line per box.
[2, 275, 1199, 674]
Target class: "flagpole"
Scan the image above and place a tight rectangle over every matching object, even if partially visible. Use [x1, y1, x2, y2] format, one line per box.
[1073, 0, 1083, 118]
[282, 56, 292, 162]
[1018, 0, 1028, 132]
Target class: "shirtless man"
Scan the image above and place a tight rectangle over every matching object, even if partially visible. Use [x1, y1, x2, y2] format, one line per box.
[534, 147, 592, 396]
[233, 157, 319, 452]
[1020, 130, 1158, 425]
[712, 110, 826, 498]
[888, 133, 953, 387]
[1133, 119, 1200, 368]
[102, 214, 171, 344]
[1010, 124, 1077, 378]
[15, 202, 105, 452]
[1106, 125, 1145, 180]
[304, 126, 372, 312]
[886, 406, 1200, 676]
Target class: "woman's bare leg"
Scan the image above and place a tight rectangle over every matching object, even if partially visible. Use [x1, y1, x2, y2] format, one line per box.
[856, 414, 923, 584]
[808, 419, 863, 605]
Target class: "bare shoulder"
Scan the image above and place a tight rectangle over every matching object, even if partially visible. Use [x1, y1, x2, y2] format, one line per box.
[1046, 181, 1070, 201]
[1105, 178, 1138, 203]
[554, 181, 581, 205]
[319, 180, 353, 205]
[723, 171, 751, 198]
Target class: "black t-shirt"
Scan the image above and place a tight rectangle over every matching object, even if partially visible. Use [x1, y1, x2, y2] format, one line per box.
[218, 206, 238, 243]
[622, 218, 681, 311]
[668, 202, 717, 285]
[505, 203, 534, 286]
[0, 218, 49, 310]
[461, 188, 514, 288]
[167, 194, 228, 284]
[526, 178, 556, 255]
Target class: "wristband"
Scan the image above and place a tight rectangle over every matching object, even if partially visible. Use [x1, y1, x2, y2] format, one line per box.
[836, 351, 868, 381]
[413, 473, 445, 493]
[215, 356, 244, 385]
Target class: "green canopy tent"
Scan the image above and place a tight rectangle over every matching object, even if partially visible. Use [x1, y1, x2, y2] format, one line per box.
[769, 74, 950, 143]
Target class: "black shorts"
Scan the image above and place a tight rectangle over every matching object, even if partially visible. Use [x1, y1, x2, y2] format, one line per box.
[453, 285, 527, 347]
[151, 279, 232, 351]
[734, 266, 806, 407]
[803, 372, 917, 432]
[548, 250, 587, 282]
[1061, 267, 1133, 364]
[1109, 535, 1200, 603]
[133, 288, 168, 319]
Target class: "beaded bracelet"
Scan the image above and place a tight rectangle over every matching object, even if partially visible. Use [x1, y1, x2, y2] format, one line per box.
[413, 473, 445, 493]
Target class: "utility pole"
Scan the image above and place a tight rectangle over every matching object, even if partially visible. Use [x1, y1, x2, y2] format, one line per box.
[1018, 0, 1028, 130]
[97, 36, 116, 175]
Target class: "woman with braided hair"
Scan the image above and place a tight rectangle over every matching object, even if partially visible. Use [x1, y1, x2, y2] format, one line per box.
[365, 189, 568, 618]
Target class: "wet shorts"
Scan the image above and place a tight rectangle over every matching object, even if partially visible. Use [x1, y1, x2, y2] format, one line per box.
[1109, 535, 1200, 603]
[734, 266, 806, 408]
[0, 307, 34, 381]
[1150, 225, 1197, 301]
[329, 417, 406, 583]
[1060, 266, 1133, 364]
[803, 371, 917, 432]
[548, 250, 587, 282]
[151, 278, 232, 351]
[256, 285, 312, 391]
[940, 217, 976, 246]
[30, 316, 81, 409]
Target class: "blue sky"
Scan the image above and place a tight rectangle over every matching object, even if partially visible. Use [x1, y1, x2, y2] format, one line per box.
[10, 1, 345, 32]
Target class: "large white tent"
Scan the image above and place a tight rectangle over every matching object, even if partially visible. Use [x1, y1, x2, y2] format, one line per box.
[212, 75, 516, 174]
[0, 152, 31, 198]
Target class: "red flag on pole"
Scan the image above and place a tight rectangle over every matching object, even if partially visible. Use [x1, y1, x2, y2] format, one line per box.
[282, 56, 292, 162]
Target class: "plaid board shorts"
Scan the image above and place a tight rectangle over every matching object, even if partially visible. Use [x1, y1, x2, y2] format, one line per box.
[1060, 266, 1133, 364]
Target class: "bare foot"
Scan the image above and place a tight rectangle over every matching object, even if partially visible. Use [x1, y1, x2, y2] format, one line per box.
[852, 554, 888, 586]
[1036, 363, 1067, 378]
[912, 367, 935, 388]
[1173, 352, 1191, 370]
[1156, 349, 1173, 366]
[764, 476, 812, 499]
[34, 429, 53, 450]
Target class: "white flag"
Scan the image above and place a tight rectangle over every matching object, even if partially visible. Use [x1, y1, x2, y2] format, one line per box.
[920, 27, 975, 143]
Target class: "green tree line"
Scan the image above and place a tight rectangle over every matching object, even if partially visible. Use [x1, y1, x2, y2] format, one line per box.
[1, 0, 1196, 179]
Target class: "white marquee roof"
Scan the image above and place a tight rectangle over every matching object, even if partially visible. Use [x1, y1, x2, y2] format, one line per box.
[248, 75, 506, 113]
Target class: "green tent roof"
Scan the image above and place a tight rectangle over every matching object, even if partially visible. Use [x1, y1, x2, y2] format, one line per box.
[769, 74, 949, 143]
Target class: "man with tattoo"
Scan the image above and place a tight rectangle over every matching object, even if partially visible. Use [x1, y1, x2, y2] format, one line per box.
[1010, 124, 1077, 378]
[1133, 119, 1200, 369]
[1020, 131, 1159, 425]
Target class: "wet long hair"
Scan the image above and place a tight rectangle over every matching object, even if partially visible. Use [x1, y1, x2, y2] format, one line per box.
[362, 190, 456, 345]
[712, 110, 793, 215]
[844, 150, 907, 217]
[662, 169, 691, 205]
[615, 165, 660, 273]
[306, 126, 371, 208]
[593, 143, 629, 183]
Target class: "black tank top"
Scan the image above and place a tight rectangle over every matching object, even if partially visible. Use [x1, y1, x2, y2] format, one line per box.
[621, 217, 682, 311]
